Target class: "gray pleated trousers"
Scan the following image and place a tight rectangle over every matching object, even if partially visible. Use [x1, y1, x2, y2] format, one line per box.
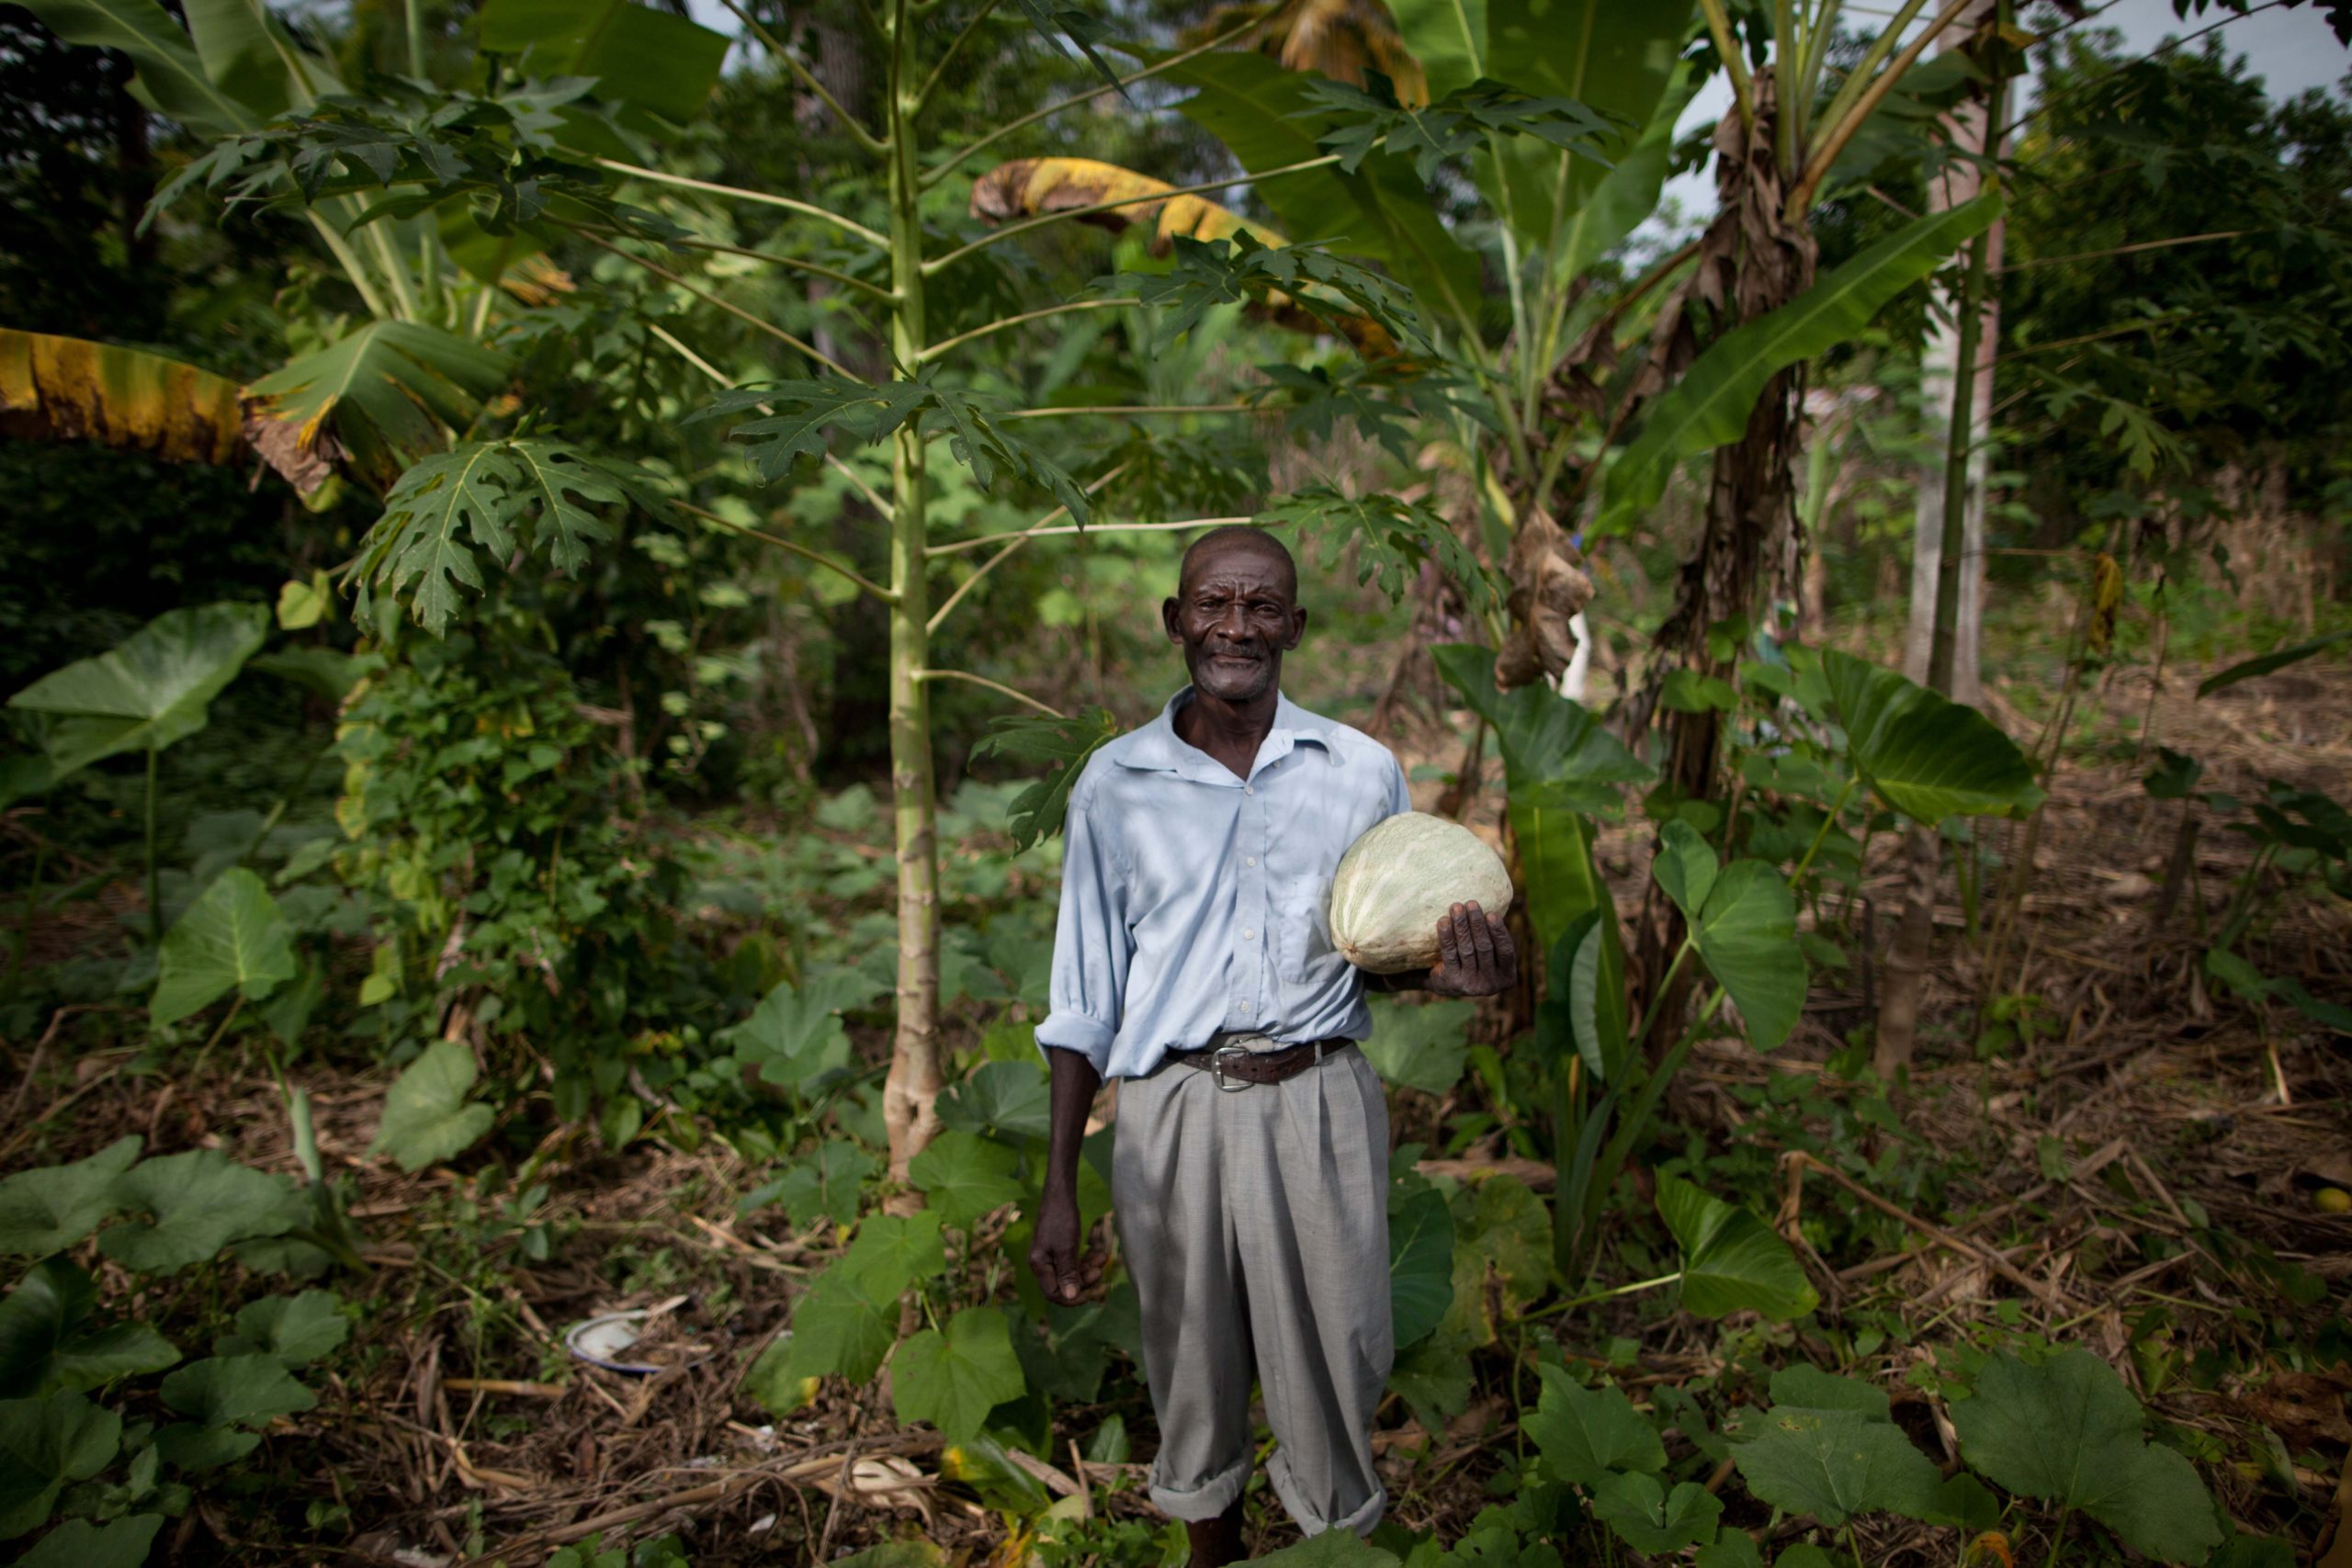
[1111, 1048, 1393, 1536]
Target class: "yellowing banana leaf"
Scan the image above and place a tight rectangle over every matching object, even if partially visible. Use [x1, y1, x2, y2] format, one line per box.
[969, 156, 1274, 254]
[1191, 0, 1430, 106]
[242, 321, 510, 490]
[0, 329, 243, 466]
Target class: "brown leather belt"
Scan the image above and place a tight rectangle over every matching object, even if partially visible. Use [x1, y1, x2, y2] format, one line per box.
[1174, 1036, 1356, 1090]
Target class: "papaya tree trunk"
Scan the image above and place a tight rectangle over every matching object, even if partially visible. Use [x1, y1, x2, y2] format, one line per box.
[880, 0, 944, 1179]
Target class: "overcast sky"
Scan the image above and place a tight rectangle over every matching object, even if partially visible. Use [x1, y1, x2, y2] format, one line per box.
[1659, 0, 2352, 220]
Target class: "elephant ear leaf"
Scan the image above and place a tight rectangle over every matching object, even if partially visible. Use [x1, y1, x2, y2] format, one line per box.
[96, 1152, 300, 1275]
[1819, 650, 2039, 827]
[0, 1139, 142, 1259]
[152, 869, 298, 1028]
[370, 1041, 496, 1173]
[1690, 860, 1805, 1051]
[6, 603, 268, 779]
[1950, 1349, 2222, 1565]
[1656, 1174, 1816, 1321]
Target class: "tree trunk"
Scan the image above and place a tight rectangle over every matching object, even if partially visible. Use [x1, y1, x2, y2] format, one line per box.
[879, 2, 944, 1178]
[1902, 0, 2003, 706]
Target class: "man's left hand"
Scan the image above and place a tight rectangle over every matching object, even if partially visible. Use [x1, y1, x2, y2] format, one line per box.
[1424, 901, 1518, 998]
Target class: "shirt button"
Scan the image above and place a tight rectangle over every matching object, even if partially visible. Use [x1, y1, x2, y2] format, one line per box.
[1245, 856, 1257, 867]
[1242, 929, 1255, 941]
[1244, 786, 1254, 795]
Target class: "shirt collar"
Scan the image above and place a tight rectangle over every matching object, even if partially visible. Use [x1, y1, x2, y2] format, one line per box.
[1115, 687, 1340, 776]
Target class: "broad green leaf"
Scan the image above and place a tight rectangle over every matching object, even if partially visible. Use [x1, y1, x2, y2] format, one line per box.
[829, 1546, 948, 1568]
[771, 1265, 899, 1390]
[1433, 645, 1654, 807]
[1655, 1174, 1817, 1321]
[1388, 1186, 1455, 1349]
[246, 322, 506, 491]
[740, 1140, 876, 1228]
[8, 0, 251, 133]
[153, 1422, 258, 1470]
[0, 1137, 140, 1258]
[722, 977, 855, 1097]
[891, 1308, 1026, 1444]
[1564, 911, 1629, 1085]
[1166, 51, 1482, 323]
[1651, 819, 1717, 920]
[1526, 1364, 1664, 1487]
[7, 603, 267, 777]
[1549, 62, 1695, 289]
[1819, 651, 2038, 827]
[1694, 1531, 1765, 1568]
[0, 1391, 119, 1540]
[1950, 1348, 2222, 1564]
[181, 0, 336, 117]
[1461, 1175, 1551, 1305]
[1766, 1364, 1889, 1420]
[19, 1512, 164, 1568]
[1362, 998, 1476, 1096]
[1587, 1471, 1723, 1555]
[1249, 1529, 1401, 1568]
[908, 1131, 1024, 1231]
[150, 868, 297, 1026]
[2196, 627, 2352, 697]
[971, 706, 1121, 852]
[369, 1040, 495, 1172]
[839, 1211, 949, 1301]
[934, 1060, 1053, 1143]
[1388, 1331, 1476, 1437]
[1732, 1406, 1942, 1526]
[0, 1260, 177, 1398]
[1689, 861, 1806, 1051]
[477, 0, 729, 121]
[159, 1352, 316, 1427]
[212, 1292, 346, 1367]
[1600, 194, 2003, 535]
[1512, 791, 1620, 958]
[96, 1151, 299, 1275]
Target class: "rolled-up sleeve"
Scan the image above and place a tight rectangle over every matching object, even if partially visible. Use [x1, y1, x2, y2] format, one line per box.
[1035, 781, 1128, 1074]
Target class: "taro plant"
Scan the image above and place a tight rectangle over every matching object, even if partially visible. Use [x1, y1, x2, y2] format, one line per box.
[0, 1137, 354, 1566]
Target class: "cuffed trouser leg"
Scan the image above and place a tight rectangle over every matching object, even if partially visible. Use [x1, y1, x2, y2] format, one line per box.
[1113, 1050, 1394, 1536]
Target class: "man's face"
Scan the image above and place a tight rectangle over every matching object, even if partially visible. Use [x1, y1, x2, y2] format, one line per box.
[1163, 542, 1307, 705]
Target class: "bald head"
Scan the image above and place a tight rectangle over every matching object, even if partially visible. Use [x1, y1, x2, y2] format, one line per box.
[1180, 525, 1296, 600]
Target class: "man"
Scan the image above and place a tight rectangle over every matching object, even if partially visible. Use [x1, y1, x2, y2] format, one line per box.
[1029, 525, 1517, 1564]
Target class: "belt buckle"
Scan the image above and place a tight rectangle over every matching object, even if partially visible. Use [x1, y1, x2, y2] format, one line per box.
[1210, 1043, 1255, 1092]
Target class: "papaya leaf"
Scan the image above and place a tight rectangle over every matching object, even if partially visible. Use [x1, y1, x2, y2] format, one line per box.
[1388, 1186, 1455, 1350]
[6, 603, 267, 778]
[0, 1391, 119, 1540]
[1525, 1364, 1665, 1487]
[971, 705, 1120, 852]
[96, 1151, 300, 1275]
[1949, 1348, 2222, 1565]
[151, 868, 297, 1027]
[1298, 73, 1622, 184]
[369, 1040, 495, 1173]
[1257, 489, 1502, 614]
[891, 1308, 1026, 1444]
[0, 1137, 141, 1258]
[1655, 1174, 1816, 1321]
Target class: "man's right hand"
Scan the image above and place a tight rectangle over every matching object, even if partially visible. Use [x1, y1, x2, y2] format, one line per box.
[1028, 1183, 1100, 1304]
[1031, 1044, 1107, 1305]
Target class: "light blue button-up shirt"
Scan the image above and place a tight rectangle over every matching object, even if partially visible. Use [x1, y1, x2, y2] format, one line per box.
[1036, 687, 1412, 1081]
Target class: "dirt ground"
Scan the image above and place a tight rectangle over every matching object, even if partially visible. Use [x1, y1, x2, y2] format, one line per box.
[5, 650, 2348, 1566]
